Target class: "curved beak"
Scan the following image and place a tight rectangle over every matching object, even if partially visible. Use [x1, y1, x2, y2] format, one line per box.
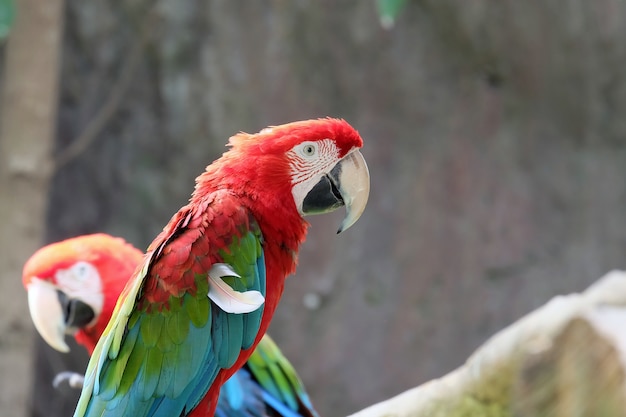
[302, 149, 370, 233]
[27, 278, 96, 353]
[27, 278, 70, 352]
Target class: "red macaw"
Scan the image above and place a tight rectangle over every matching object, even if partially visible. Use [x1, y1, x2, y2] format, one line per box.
[23, 233, 320, 417]
[23, 234, 143, 355]
[64, 118, 368, 417]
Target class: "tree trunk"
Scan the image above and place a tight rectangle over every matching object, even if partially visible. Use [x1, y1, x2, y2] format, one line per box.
[0, 0, 64, 416]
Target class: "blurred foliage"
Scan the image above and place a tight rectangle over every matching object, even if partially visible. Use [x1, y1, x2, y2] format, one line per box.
[377, 0, 409, 29]
[0, 0, 14, 39]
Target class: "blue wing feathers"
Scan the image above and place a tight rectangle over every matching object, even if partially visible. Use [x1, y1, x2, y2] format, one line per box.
[260, 391, 306, 417]
[216, 369, 265, 417]
[154, 348, 173, 397]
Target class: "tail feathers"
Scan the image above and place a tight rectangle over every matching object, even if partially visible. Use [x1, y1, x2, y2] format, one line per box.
[216, 369, 265, 417]
[216, 367, 320, 417]
[260, 390, 316, 417]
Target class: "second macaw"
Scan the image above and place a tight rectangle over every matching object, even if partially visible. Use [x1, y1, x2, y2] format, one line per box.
[23, 233, 320, 417]
[23, 234, 144, 354]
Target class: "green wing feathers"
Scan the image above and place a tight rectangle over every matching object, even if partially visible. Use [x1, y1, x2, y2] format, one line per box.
[247, 335, 320, 417]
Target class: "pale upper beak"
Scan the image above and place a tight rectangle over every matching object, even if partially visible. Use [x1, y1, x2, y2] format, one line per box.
[26, 277, 95, 353]
[302, 149, 370, 233]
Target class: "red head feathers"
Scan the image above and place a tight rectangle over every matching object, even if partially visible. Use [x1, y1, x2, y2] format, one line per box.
[23, 234, 144, 353]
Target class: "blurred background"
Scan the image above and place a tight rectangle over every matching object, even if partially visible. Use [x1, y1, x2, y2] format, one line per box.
[1, 0, 626, 416]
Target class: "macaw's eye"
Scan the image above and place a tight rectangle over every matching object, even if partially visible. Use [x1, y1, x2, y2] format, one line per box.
[300, 142, 317, 158]
[73, 261, 94, 281]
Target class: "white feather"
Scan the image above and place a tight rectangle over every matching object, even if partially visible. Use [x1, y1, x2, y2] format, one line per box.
[207, 263, 265, 314]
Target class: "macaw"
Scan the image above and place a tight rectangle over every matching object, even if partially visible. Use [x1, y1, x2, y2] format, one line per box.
[23, 233, 144, 354]
[23, 233, 320, 417]
[43, 117, 367, 417]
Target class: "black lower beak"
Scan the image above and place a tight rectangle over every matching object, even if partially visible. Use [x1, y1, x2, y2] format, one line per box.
[302, 168, 345, 215]
[56, 291, 95, 329]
